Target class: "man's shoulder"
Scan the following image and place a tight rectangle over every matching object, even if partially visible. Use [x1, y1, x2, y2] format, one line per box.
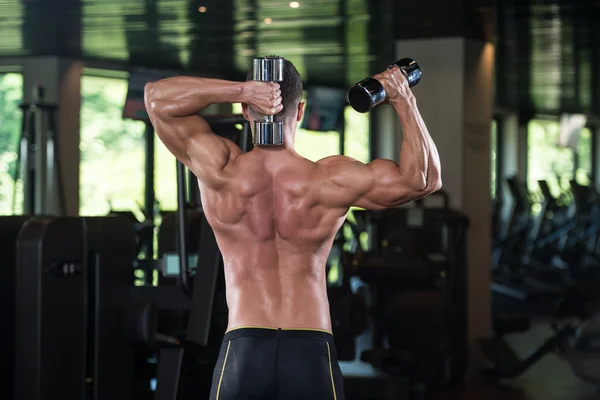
[315, 155, 355, 167]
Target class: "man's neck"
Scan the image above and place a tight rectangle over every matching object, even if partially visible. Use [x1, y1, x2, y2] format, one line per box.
[252, 124, 296, 152]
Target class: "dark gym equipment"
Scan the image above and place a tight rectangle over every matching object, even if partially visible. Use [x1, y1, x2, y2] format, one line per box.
[128, 211, 225, 400]
[339, 194, 469, 398]
[0, 216, 32, 400]
[252, 56, 285, 146]
[14, 85, 66, 215]
[488, 172, 600, 388]
[491, 176, 567, 304]
[481, 280, 600, 385]
[125, 115, 253, 400]
[14, 216, 136, 400]
[566, 312, 600, 388]
[347, 58, 421, 113]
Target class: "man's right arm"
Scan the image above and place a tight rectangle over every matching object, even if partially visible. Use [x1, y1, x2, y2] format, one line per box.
[318, 66, 442, 209]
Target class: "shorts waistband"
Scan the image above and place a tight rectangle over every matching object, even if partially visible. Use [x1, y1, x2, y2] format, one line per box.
[223, 326, 334, 344]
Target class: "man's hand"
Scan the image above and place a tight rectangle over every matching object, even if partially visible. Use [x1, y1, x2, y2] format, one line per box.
[242, 81, 283, 116]
[372, 66, 415, 107]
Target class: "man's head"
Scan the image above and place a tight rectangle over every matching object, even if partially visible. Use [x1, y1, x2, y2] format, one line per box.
[243, 56, 304, 125]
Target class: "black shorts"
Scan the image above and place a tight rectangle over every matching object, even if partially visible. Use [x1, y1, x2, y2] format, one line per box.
[209, 327, 345, 400]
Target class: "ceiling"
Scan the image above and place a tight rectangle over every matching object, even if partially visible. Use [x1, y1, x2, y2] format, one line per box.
[0, 0, 599, 115]
[0, 0, 376, 86]
[496, 0, 600, 115]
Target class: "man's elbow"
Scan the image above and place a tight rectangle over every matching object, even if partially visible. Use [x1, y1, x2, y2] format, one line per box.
[410, 171, 441, 194]
[423, 176, 442, 195]
[429, 177, 442, 193]
[144, 82, 157, 110]
[412, 176, 442, 197]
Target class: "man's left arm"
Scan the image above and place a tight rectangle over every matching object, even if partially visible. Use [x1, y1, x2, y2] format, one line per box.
[144, 77, 282, 186]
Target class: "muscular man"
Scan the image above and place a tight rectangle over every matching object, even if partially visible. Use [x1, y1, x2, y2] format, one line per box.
[145, 58, 441, 400]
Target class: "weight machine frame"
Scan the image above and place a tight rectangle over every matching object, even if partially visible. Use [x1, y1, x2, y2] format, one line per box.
[14, 86, 66, 215]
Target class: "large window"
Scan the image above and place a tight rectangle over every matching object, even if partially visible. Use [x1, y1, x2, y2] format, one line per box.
[528, 119, 593, 198]
[80, 74, 146, 216]
[528, 119, 574, 197]
[0, 72, 23, 215]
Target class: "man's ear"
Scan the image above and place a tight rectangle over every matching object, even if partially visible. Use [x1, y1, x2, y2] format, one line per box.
[296, 101, 305, 122]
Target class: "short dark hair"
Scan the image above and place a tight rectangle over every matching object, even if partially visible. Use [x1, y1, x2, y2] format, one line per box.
[246, 56, 303, 122]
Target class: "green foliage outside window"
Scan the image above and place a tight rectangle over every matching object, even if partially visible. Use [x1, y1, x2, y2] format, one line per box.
[0, 73, 23, 215]
[80, 75, 146, 216]
[528, 120, 592, 209]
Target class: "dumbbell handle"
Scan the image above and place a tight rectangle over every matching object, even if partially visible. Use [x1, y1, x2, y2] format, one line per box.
[252, 57, 284, 146]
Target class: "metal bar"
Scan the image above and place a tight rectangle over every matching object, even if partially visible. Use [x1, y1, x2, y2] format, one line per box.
[185, 215, 222, 347]
[153, 347, 184, 400]
[13, 106, 27, 214]
[591, 126, 599, 185]
[187, 168, 200, 208]
[240, 121, 250, 152]
[144, 121, 155, 222]
[339, 0, 347, 156]
[26, 106, 36, 214]
[495, 117, 505, 199]
[176, 160, 191, 298]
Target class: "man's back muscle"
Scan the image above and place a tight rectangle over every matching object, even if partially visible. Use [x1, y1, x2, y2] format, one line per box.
[198, 150, 347, 331]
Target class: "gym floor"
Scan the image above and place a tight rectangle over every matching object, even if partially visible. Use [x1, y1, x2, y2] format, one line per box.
[432, 322, 599, 400]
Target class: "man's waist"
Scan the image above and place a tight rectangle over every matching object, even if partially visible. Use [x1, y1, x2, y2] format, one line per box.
[223, 326, 334, 343]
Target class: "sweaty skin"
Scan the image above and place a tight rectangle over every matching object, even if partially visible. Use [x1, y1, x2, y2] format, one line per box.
[144, 67, 441, 333]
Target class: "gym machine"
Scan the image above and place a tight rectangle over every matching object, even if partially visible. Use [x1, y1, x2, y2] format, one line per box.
[127, 114, 252, 400]
[340, 192, 470, 399]
[13, 216, 137, 400]
[13, 85, 66, 215]
[0, 216, 34, 400]
[481, 279, 600, 388]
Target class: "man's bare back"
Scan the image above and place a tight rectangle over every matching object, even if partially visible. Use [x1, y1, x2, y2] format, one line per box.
[200, 149, 348, 333]
[145, 58, 441, 399]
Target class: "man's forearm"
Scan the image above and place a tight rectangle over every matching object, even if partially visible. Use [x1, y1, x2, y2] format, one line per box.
[145, 77, 244, 118]
[393, 98, 442, 191]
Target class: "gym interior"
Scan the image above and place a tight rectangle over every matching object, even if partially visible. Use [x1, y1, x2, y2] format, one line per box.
[0, 0, 599, 399]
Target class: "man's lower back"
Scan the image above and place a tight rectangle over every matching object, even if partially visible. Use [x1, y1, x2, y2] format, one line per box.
[224, 270, 334, 333]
